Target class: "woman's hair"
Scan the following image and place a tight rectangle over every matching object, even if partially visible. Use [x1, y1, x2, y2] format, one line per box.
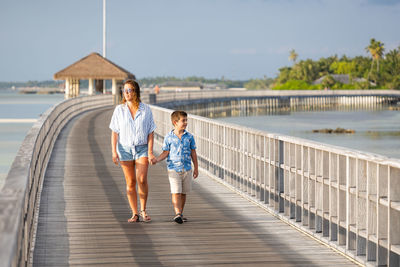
[121, 79, 141, 105]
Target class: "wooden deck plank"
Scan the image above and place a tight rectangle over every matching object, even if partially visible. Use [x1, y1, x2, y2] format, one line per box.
[32, 108, 358, 266]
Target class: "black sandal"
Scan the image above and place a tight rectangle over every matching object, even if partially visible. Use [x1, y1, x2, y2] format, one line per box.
[173, 213, 183, 224]
[128, 214, 140, 223]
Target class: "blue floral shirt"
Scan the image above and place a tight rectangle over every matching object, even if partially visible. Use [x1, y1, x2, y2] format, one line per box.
[162, 130, 197, 172]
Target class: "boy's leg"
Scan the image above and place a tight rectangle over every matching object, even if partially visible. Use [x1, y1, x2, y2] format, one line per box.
[172, 193, 184, 224]
[181, 194, 188, 222]
[169, 171, 184, 223]
[180, 170, 192, 221]
[181, 194, 186, 213]
[172, 193, 183, 214]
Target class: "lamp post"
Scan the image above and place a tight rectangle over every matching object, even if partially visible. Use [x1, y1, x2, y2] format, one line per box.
[103, 0, 106, 93]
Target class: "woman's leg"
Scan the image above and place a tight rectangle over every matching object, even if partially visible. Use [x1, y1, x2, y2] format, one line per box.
[120, 161, 139, 218]
[135, 157, 150, 219]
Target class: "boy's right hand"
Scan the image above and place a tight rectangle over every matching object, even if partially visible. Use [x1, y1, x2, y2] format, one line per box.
[193, 168, 198, 179]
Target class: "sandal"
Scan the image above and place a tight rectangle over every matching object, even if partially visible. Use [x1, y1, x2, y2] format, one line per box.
[128, 214, 140, 223]
[141, 210, 152, 223]
[173, 213, 183, 224]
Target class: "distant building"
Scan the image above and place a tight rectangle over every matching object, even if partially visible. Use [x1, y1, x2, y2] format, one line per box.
[159, 81, 203, 91]
[313, 74, 367, 85]
[54, 52, 135, 102]
[203, 83, 227, 90]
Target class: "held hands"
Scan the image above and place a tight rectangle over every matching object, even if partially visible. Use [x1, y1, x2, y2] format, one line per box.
[148, 154, 157, 165]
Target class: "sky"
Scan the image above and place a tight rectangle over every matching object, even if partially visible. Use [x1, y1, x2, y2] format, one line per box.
[0, 0, 399, 82]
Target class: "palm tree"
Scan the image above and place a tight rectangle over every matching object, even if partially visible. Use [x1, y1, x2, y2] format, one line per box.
[384, 47, 400, 76]
[289, 49, 298, 64]
[366, 38, 385, 81]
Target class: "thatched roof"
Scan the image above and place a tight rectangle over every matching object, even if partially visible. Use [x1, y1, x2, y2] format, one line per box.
[54, 52, 135, 80]
[313, 74, 369, 85]
[313, 74, 351, 85]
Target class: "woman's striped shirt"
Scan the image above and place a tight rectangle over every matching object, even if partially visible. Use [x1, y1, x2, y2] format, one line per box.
[109, 102, 156, 146]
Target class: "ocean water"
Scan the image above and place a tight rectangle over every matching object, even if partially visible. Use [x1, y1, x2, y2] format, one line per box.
[216, 109, 400, 160]
[0, 90, 64, 188]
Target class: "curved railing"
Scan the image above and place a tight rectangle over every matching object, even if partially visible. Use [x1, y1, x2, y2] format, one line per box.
[0, 95, 112, 267]
[150, 90, 400, 266]
[1, 90, 400, 267]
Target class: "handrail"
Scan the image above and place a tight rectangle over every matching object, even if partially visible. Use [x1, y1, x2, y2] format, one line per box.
[153, 89, 400, 105]
[0, 95, 112, 267]
[149, 91, 400, 266]
[1, 89, 400, 266]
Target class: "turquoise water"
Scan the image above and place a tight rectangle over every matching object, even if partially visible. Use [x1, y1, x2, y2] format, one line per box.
[216, 109, 400, 159]
[0, 90, 64, 188]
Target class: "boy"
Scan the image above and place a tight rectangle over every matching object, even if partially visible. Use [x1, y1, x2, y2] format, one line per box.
[153, 110, 198, 224]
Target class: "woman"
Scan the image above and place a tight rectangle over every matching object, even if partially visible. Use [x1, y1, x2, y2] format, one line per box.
[109, 79, 156, 222]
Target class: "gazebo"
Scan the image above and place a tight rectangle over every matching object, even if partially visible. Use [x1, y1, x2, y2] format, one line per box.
[54, 52, 135, 102]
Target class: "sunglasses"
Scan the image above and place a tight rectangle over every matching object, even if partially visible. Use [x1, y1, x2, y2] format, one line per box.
[123, 88, 134, 93]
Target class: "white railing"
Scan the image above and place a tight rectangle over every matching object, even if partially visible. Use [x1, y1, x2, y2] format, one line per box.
[1, 90, 399, 266]
[150, 100, 400, 266]
[153, 89, 400, 105]
[0, 95, 113, 267]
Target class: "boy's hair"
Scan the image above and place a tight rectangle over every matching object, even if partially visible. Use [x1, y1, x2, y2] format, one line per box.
[171, 110, 187, 125]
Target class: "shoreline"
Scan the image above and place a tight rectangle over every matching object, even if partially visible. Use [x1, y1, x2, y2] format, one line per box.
[17, 87, 64, 94]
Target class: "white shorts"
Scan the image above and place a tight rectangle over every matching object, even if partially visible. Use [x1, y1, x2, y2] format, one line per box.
[168, 170, 192, 194]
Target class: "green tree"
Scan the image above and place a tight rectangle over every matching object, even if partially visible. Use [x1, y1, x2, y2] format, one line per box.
[289, 49, 298, 64]
[352, 56, 371, 79]
[275, 67, 292, 84]
[244, 78, 273, 90]
[272, 79, 320, 90]
[296, 59, 319, 83]
[318, 55, 338, 76]
[383, 47, 400, 77]
[330, 61, 356, 74]
[322, 75, 336, 89]
[366, 38, 385, 82]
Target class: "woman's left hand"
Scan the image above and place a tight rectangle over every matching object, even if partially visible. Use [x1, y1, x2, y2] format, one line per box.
[148, 154, 156, 165]
[112, 153, 119, 165]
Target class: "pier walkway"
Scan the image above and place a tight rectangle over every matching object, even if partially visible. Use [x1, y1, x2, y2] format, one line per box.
[32, 107, 357, 266]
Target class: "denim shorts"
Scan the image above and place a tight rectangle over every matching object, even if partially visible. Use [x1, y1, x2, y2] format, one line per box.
[117, 143, 148, 161]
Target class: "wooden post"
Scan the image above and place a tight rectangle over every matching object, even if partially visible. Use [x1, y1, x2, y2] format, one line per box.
[64, 79, 70, 99]
[88, 78, 94, 95]
[70, 79, 80, 98]
[112, 79, 117, 105]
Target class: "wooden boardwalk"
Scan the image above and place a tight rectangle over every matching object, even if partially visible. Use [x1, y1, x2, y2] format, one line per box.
[33, 108, 358, 266]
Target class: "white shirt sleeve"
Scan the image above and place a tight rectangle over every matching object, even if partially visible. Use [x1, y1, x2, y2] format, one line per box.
[147, 107, 157, 134]
[109, 105, 120, 133]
